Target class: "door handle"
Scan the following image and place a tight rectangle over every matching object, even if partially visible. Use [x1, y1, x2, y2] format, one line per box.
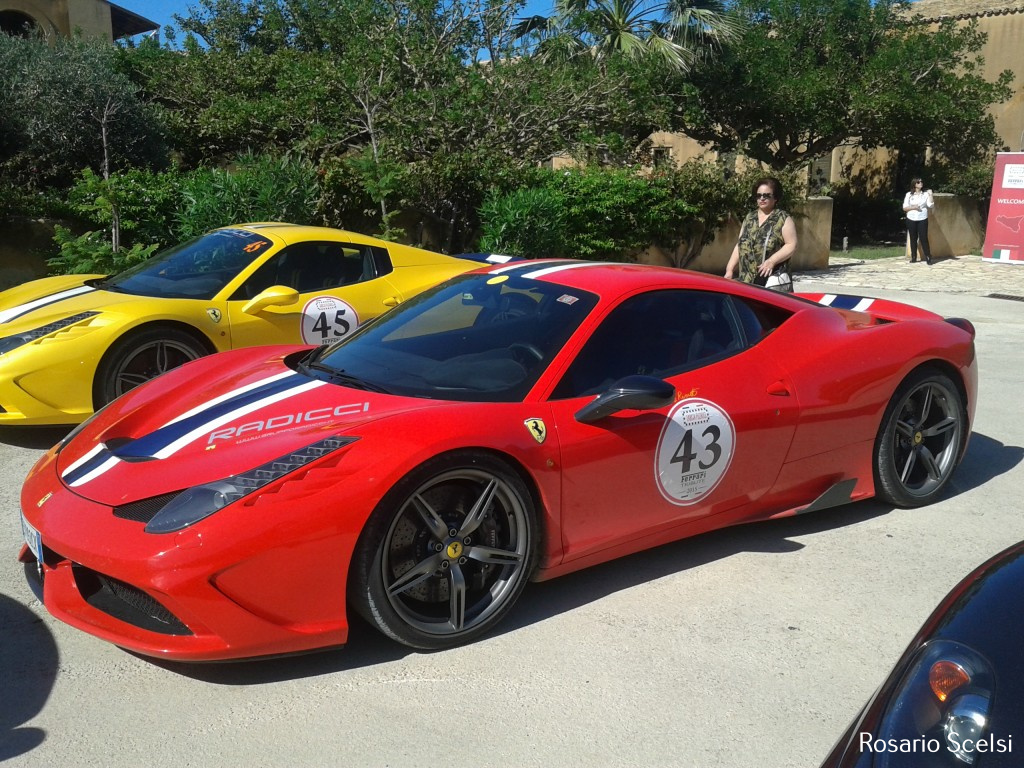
[766, 379, 790, 396]
[383, 297, 400, 307]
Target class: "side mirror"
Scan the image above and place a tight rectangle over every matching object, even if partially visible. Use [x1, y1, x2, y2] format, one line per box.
[242, 285, 300, 315]
[574, 375, 676, 424]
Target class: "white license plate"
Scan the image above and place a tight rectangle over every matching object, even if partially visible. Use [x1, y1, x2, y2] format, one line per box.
[21, 512, 42, 564]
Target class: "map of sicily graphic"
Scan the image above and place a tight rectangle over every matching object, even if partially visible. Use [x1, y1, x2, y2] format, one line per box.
[996, 215, 1023, 233]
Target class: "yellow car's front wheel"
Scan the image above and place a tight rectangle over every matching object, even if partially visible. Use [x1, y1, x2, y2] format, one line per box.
[94, 327, 209, 407]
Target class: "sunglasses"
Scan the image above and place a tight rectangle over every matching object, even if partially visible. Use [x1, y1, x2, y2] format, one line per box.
[755, 192, 774, 199]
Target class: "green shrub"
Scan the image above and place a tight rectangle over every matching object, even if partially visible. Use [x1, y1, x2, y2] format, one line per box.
[479, 166, 701, 262]
[930, 153, 999, 222]
[49, 226, 158, 275]
[175, 151, 322, 240]
[479, 186, 568, 259]
[317, 155, 379, 233]
[45, 167, 184, 275]
[47, 153, 322, 275]
[66, 167, 185, 245]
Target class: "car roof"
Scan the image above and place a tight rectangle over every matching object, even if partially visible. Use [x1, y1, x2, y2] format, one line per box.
[225, 223, 388, 247]
[477, 259, 788, 302]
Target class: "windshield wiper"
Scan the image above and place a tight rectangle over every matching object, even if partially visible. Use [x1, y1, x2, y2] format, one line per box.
[88, 277, 124, 293]
[302, 345, 327, 366]
[304, 362, 393, 394]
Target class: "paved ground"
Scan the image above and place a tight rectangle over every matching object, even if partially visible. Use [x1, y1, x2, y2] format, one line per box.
[2, 258, 1023, 768]
[796, 252, 1024, 297]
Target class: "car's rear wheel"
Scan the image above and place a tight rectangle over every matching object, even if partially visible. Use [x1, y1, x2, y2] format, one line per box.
[874, 368, 965, 507]
[94, 328, 207, 407]
[352, 451, 538, 650]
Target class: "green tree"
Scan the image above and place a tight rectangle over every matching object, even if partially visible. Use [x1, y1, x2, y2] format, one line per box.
[172, 0, 294, 53]
[0, 35, 167, 189]
[120, 39, 354, 167]
[514, 0, 742, 71]
[392, 53, 673, 249]
[676, 0, 1014, 169]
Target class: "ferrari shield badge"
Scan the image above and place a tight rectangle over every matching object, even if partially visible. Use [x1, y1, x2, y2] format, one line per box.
[524, 418, 547, 444]
[206, 308, 222, 323]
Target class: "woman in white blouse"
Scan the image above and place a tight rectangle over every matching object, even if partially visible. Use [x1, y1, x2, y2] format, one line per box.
[903, 178, 934, 265]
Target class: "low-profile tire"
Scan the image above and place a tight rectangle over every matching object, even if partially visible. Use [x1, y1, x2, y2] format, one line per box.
[874, 367, 966, 508]
[94, 327, 208, 407]
[351, 451, 539, 650]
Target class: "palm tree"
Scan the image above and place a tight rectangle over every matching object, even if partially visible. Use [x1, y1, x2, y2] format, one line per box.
[513, 0, 742, 71]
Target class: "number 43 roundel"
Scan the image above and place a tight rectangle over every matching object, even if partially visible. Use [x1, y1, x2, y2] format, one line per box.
[655, 398, 736, 505]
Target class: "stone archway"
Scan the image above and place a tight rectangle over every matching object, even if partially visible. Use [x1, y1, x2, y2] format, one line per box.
[0, 1, 58, 41]
[0, 9, 37, 36]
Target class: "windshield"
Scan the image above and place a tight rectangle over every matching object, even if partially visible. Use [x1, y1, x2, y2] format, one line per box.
[100, 229, 274, 300]
[309, 272, 599, 402]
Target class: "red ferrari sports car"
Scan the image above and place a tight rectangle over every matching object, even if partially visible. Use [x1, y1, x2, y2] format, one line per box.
[18, 262, 977, 660]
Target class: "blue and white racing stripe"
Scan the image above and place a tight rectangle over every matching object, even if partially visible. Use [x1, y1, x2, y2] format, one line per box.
[0, 285, 96, 325]
[817, 294, 876, 312]
[520, 262, 604, 280]
[61, 444, 116, 489]
[489, 260, 603, 279]
[61, 371, 326, 487]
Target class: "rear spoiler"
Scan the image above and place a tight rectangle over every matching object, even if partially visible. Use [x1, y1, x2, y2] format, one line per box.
[799, 292, 975, 337]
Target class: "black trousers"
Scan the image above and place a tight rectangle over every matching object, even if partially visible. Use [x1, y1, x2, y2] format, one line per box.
[907, 218, 931, 262]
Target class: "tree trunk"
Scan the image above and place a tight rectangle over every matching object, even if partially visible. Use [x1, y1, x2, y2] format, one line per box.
[100, 97, 121, 253]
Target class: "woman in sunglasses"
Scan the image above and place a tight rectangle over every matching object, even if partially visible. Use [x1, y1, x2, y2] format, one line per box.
[902, 177, 934, 264]
[725, 177, 798, 291]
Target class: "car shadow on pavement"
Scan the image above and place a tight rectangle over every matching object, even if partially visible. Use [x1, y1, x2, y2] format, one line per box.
[156, 500, 894, 686]
[949, 432, 1023, 499]
[144, 431, 1020, 684]
[0, 592, 58, 761]
[26, 432, 1019, 687]
[504, 499, 893, 635]
[141, 620, 416, 684]
[0, 426, 70, 450]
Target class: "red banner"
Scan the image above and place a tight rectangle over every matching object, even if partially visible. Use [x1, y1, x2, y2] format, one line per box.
[983, 152, 1024, 264]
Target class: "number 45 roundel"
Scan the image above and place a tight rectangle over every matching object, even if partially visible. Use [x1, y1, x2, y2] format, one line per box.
[655, 398, 736, 505]
[301, 296, 359, 346]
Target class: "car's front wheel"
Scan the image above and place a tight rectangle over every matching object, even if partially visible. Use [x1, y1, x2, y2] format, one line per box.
[94, 328, 208, 407]
[874, 368, 966, 507]
[352, 451, 538, 650]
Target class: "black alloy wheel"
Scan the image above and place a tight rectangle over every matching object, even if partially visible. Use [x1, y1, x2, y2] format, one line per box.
[352, 451, 538, 650]
[875, 368, 966, 507]
[95, 328, 207, 407]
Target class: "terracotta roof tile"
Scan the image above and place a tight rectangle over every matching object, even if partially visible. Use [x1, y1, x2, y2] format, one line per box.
[906, 0, 1024, 21]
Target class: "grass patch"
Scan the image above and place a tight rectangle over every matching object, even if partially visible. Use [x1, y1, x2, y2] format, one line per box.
[832, 244, 906, 260]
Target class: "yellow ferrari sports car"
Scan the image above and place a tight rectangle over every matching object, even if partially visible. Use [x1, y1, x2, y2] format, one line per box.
[0, 223, 506, 425]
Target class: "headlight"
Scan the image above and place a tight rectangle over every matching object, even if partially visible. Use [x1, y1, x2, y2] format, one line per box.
[144, 436, 358, 533]
[0, 312, 99, 356]
[866, 640, 1004, 766]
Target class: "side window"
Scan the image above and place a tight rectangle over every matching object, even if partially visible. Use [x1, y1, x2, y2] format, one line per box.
[552, 290, 744, 399]
[730, 295, 788, 344]
[231, 242, 381, 300]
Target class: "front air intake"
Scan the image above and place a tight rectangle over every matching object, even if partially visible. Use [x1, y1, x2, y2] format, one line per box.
[73, 564, 192, 635]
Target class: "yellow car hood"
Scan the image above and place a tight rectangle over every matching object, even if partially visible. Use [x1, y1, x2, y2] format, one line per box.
[0, 275, 155, 333]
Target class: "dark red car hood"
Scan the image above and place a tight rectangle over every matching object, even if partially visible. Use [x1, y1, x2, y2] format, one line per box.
[56, 346, 443, 506]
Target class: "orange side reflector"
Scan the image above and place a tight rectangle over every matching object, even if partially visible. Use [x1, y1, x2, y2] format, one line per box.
[929, 660, 971, 702]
